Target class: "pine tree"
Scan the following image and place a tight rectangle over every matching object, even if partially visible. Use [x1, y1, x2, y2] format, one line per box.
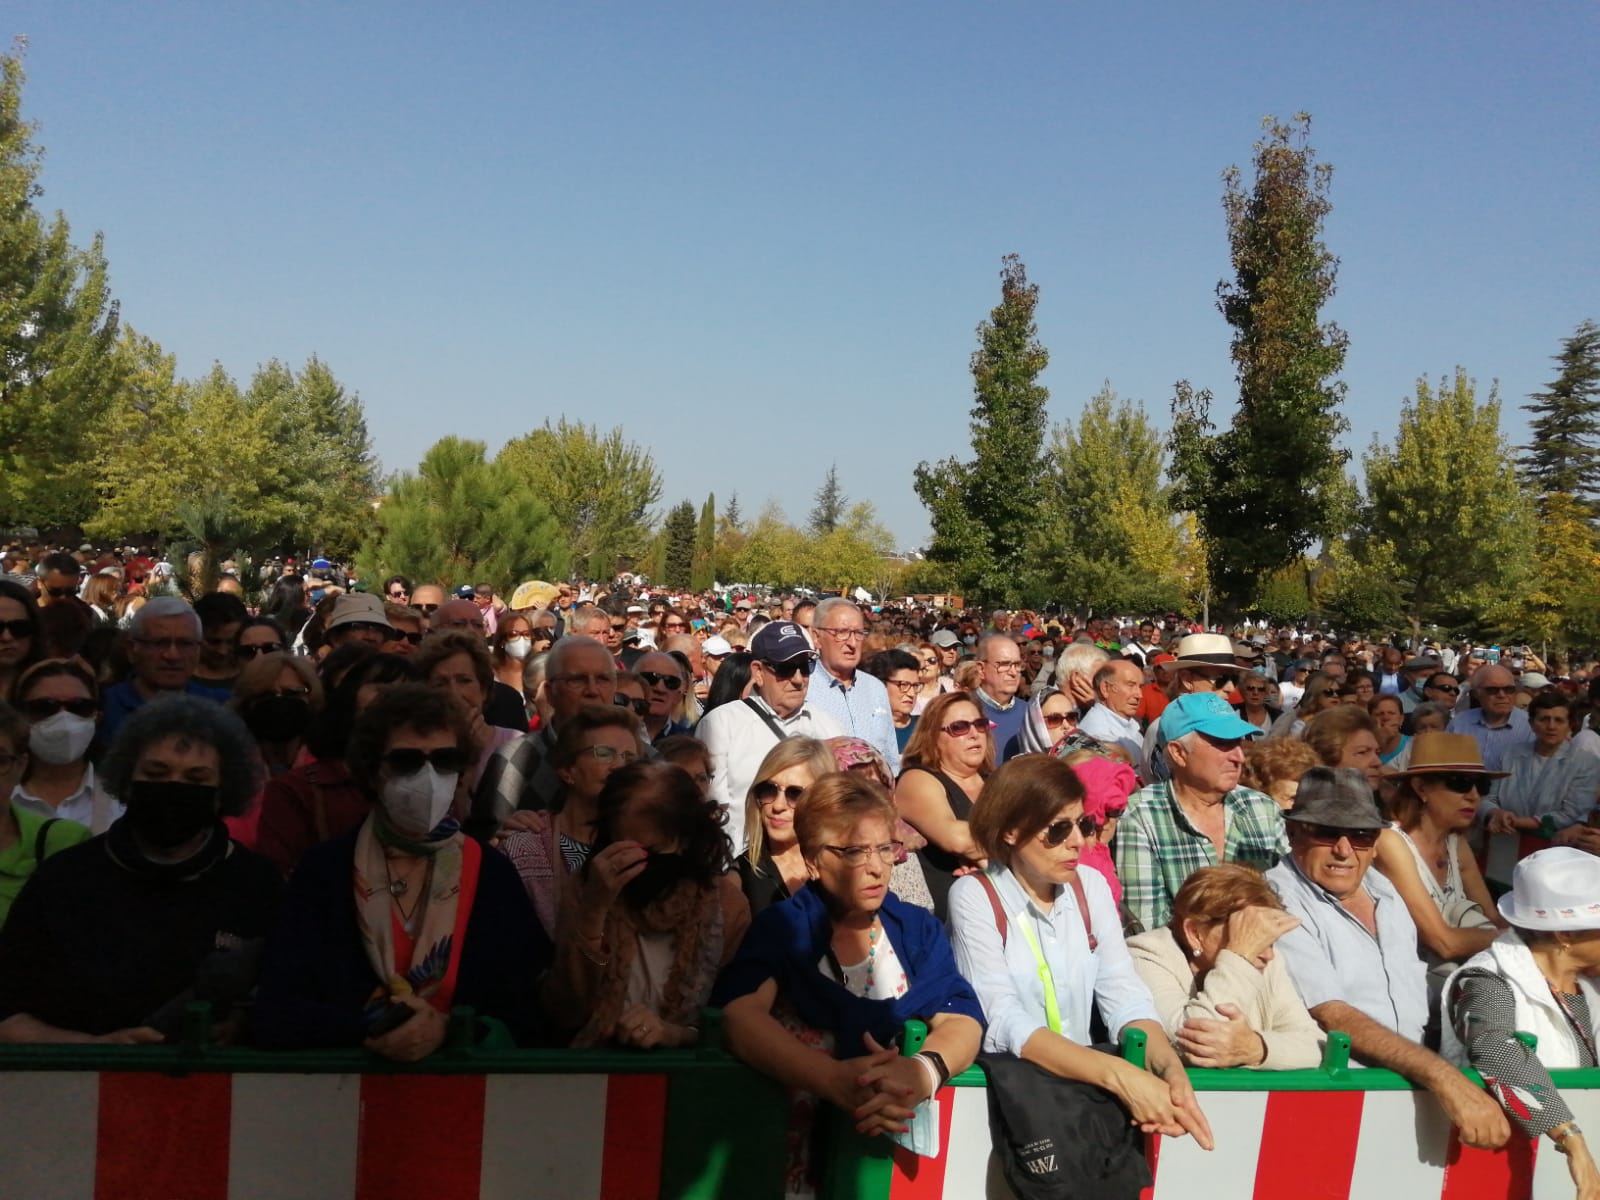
[691, 492, 716, 591]
[1520, 319, 1600, 512]
[914, 254, 1049, 605]
[808, 465, 847, 536]
[723, 492, 743, 532]
[1169, 115, 1350, 609]
[662, 501, 698, 590]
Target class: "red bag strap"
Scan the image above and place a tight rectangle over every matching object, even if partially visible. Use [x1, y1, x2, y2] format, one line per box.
[1067, 871, 1097, 951]
[975, 871, 1008, 946]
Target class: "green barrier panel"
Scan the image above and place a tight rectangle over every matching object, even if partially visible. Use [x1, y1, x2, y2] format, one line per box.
[815, 1019, 928, 1200]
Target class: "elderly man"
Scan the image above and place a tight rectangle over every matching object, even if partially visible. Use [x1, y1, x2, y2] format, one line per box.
[970, 633, 1027, 763]
[697, 620, 841, 852]
[410, 583, 445, 630]
[1076, 658, 1149, 778]
[513, 635, 619, 811]
[1448, 664, 1533, 773]
[1267, 767, 1509, 1150]
[100, 597, 230, 744]
[1139, 633, 1238, 782]
[805, 598, 899, 772]
[1395, 655, 1443, 713]
[635, 650, 692, 743]
[1115, 691, 1285, 930]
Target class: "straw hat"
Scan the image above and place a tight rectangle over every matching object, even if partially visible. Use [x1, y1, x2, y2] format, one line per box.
[1387, 731, 1509, 780]
[1172, 633, 1236, 667]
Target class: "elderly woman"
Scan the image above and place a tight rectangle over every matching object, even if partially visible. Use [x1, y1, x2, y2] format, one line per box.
[1242, 737, 1320, 811]
[0, 696, 281, 1043]
[544, 761, 748, 1048]
[894, 690, 992, 916]
[1485, 693, 1600, 838]
[1444, 848, 1600, 1199]
[1374, 732, 1507, 974]
[255, 685, 548, 1056]
[1268, 670, 1339, 739]
[1011, 684, 1079, 756]
[716, 774, 982, 1190]
[1127, 864, 1323, 1069]
[948, 755, 1212, 1160]
[737, 737, 839, 916]
[10, 657, 121, 833]
[1369, 693, 1409, 765]
[416, 630, 529, 838]
[1303, 705, 1384, 791]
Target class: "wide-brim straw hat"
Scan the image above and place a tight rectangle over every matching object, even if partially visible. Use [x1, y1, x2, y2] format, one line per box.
[1387, 731, 1509, 780]
[1172, 633, 1236, 668]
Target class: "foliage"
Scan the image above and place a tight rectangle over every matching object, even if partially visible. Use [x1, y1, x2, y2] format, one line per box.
[809, 465, 847, 537]
[1251, 561, 1316, 626]
[727, 500, 895, 593]
[496, 419, 661, 579]
[915, 254, 1050, 606]
[360, 437, 568, 593]
[1032, 385, 1183, 613]
[662, 500, 697, 590]
[1360, 369, 1536, 637]
[723, 492, 742, 532]
[1169, 115, 1350, 609]
[691, 493, 716, 592]
[1316, 538, 1406, 633]
[1520, 319, 1600, 513]
[0, 42, 122, 529]
[1520, 492, 1600, 648]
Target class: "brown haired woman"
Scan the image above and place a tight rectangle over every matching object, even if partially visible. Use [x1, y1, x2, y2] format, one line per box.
[893, 690, 991, 916]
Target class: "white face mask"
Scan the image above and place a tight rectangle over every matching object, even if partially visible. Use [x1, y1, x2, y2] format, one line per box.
[962, 635, 977, 647]
[380, 765, 458, 837]
[28, 711, 97, 765]
[505, 637, 532, 660]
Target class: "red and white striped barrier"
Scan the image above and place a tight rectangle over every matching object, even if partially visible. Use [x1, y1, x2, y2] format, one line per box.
[888, 1084, 1600, 1199]
[1, 1070, 668, 1200]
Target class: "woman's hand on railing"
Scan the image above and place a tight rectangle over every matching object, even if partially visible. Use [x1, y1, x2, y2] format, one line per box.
[612, 1002, 695, 1050]
[92, 1026, 163, 1046]
[363, 997, 447, 1063]
[1177, 1005, 1267, 1068]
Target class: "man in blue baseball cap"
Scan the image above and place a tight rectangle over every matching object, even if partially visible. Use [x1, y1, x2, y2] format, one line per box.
[1114, 691, 1287, 929]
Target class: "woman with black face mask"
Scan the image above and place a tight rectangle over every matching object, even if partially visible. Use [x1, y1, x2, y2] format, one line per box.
[0, 696, 281, 1045]
[223, 653, 323, 848]
[543, 760, 750, 1049]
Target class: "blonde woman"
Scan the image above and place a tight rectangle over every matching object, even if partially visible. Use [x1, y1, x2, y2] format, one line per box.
[737, 737, 838, 916]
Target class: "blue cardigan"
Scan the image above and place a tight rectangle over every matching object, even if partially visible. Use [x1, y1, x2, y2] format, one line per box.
[712, 883, 984, 1056]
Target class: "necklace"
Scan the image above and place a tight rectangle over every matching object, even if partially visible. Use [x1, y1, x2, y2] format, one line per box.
[385, 856, 432, 931]
[864, 918, 881, 994]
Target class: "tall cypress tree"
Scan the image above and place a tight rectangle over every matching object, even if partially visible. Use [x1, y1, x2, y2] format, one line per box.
[1520, 319, 1600, 513]
[914, 254, 1049, 605]
[1169, 115, 1349, 609]
[691, 492, 716, 591]
[662, 501, 698, 590]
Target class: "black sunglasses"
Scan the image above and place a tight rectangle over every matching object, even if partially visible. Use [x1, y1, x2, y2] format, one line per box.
[1040, 816, 1097, 846]
[613, 694, 649, 716]
[45, 585, 79, 599]
[415, 604, 439, 615]
[239, 642, 287, 659]
[1300, 823, 1382, 850]
[386, 629, 424, 645]
[639, 671, 683, 691]
[1428, 772, 1484, 795]
[381, 747, 468, 775]
[0, 619, 34, 639]
[21, 697, 98, 720]
[763, 658, 815, 680]
[754, 781, 806, 806]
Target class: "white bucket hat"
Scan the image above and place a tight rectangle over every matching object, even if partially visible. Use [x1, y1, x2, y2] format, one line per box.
[1497, 847, 1600, 931]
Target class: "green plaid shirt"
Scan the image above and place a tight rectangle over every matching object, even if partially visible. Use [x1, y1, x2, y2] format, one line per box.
[1114, 781, 1287, 930]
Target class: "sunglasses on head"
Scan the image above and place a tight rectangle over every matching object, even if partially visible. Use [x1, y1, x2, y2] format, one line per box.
[381, 747, 467, 775]
[21, 697, 97, 720]
[763, 658, 815, 680]
[753, 781, 806, 806]
[1428, 772, 1484, 794]
[639, 671, 683, 691]
[613, 694, 649, 716]
[1040, 815, 1098, 845]
[238, 642, 287, 659]
[1300, 823, 1382, 850]
[941, 717, 993, 737]
[0, 619, 35, 639]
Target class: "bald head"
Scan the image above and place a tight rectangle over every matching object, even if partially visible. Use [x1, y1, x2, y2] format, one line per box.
[1475, 664, 1517, 720]
[434, 599, 486, 635]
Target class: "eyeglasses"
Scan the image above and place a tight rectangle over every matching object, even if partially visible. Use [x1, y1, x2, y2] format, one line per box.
[134, 637, 202, 652]
[265, 687, 311, 700]
[817, 627, 867, 642]
[0, 619, 34, 639]
[763, 658, 815, 680]
[941, 717, 993, 737]
[609, 623, 627, 633]
[662, 622, 686, 631]
[1427, 682, 1460, 694]
[887, 679, 920, 693]
[415, 604, 439, 615]
[1428, 772, 1484, 795]
[384, 629, 423, 645]
[754, 781, 806, 806]
[553, 672, 614, 688]
[823, 842, 903, 868]
[984, 660, 1023, 673]
[613, 694, 649, 716]
[1040, 816, 1098, 845]
[639, 671, 683, 692]
[21, 697, 97, 720]
[1300, 824, 1382, 850]
[582, 745, 638, 764]
[1479, 685, 1517, 696]
[381, 747, 468, 775]
[387, 590, 407, 599]
[239, 643, 287, 658]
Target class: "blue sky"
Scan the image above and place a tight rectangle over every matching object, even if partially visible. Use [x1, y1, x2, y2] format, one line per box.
[8, 3, 1596, 547]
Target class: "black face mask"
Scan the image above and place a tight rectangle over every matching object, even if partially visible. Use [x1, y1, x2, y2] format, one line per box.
[245, 694, 311, 743]
[621, 851, 694, 909]
[124, 780, 220, 850]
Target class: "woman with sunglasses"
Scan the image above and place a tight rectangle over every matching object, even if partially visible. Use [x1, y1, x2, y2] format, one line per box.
[737, 737, 839, 916]
[894, 691, 992, 917]
[1373, 733, 1508, 977]
[716, 774, 982, 1193]
[948, 756, 1213, 1158]
[1267, 670, 1340, 740]
[1233, 674, 1281, 733]
[256, 684, 549, 1056]
[10, 658, 120, 832]
[1013, 684, 1078, 755]
[906, 642, 951, 714]
[0, 578, 46, 703]
[235, 616, 290, 664]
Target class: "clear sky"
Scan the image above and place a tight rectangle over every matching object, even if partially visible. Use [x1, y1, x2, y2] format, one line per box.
[8, 3, 1596, 547]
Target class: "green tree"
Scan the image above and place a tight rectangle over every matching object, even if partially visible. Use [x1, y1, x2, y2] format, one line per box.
[1521, 492, 1600, 649]
[808, 464, 847, 536]
[496, 419, 661, 578]
[723, 492, 743, 532]
[1520, 319, 1600, 513]
[915, 254, 1050, 605]
[1169, 115, 1350, 609]
[730, 502, 810, 589]
[1033, 385, 1182, 613]
[691, 492, 716, 591]
[662, 500, 697, 590]
[1317, 538, 1406, 633]
[361, 437, 568, 593]
[1361, 369, 1536, 638]
[0, 42, 122, 529]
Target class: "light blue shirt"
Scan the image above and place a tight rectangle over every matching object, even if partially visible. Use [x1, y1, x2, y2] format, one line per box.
[1076, 703, 1148, 778]
[1267, 855, 1430, 1044]
[805, 665, 901, 776]
[948, 863, 1158, 1053]
[1446, 706, 1533, 774]
[1488, 741, 1600, 829]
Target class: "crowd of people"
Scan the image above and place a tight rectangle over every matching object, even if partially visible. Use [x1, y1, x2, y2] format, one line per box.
[3, 542, 1600, 1198]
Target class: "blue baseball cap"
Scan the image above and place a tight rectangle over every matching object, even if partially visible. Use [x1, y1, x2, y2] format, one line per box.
[751, 620, 813, 664]
[1158, 692, 1262, 746]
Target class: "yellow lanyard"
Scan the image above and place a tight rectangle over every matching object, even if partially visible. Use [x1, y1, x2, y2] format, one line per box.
[1013, 907, 1062, 1036]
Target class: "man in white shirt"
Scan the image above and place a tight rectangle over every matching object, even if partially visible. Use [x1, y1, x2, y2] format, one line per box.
[697, 620, 840, 853]
[1076, 658, 1149, 779]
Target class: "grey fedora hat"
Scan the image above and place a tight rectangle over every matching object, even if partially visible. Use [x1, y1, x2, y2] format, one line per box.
[1283, 766, 1385, 830]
